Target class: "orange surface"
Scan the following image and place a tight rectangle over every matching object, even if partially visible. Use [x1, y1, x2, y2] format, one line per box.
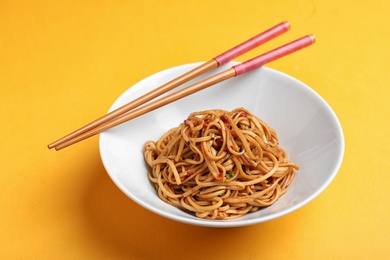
[1, 1, 389, 259]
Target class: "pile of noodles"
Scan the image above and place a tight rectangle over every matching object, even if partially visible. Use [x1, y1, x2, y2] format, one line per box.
[143, 108, 298, 220]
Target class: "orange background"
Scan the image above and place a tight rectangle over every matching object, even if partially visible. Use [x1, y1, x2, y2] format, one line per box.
[1, 0, 389, 259]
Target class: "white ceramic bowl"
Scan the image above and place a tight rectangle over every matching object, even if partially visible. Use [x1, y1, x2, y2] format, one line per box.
[99, 62, 344, 227]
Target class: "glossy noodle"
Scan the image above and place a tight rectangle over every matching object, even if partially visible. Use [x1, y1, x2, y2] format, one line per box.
[143, 108, 298, 220]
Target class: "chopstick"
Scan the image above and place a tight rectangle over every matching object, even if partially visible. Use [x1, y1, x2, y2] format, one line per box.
[48, 21, 290, 150]
[53, 34, 315, 150]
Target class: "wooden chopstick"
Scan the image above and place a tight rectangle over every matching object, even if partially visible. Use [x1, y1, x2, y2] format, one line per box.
[48, 21, 290, 150]
[53, 35, 315, 150]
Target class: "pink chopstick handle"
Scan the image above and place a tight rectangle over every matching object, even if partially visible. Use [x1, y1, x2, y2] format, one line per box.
[213, 21, 290, 66]
[233, 35, 315, 76]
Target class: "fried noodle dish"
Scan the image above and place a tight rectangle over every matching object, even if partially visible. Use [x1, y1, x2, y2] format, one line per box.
[143, 108, 298, 220]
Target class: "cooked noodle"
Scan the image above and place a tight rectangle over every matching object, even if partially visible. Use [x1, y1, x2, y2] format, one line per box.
[143, 108, 298, 220]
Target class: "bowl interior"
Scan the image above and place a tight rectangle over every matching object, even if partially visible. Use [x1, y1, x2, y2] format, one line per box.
[99, 62, 344, 227]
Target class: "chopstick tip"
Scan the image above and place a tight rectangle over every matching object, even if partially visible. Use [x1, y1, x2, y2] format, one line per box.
[285, 21, 291, 28]
[309, 34, 316, 43]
